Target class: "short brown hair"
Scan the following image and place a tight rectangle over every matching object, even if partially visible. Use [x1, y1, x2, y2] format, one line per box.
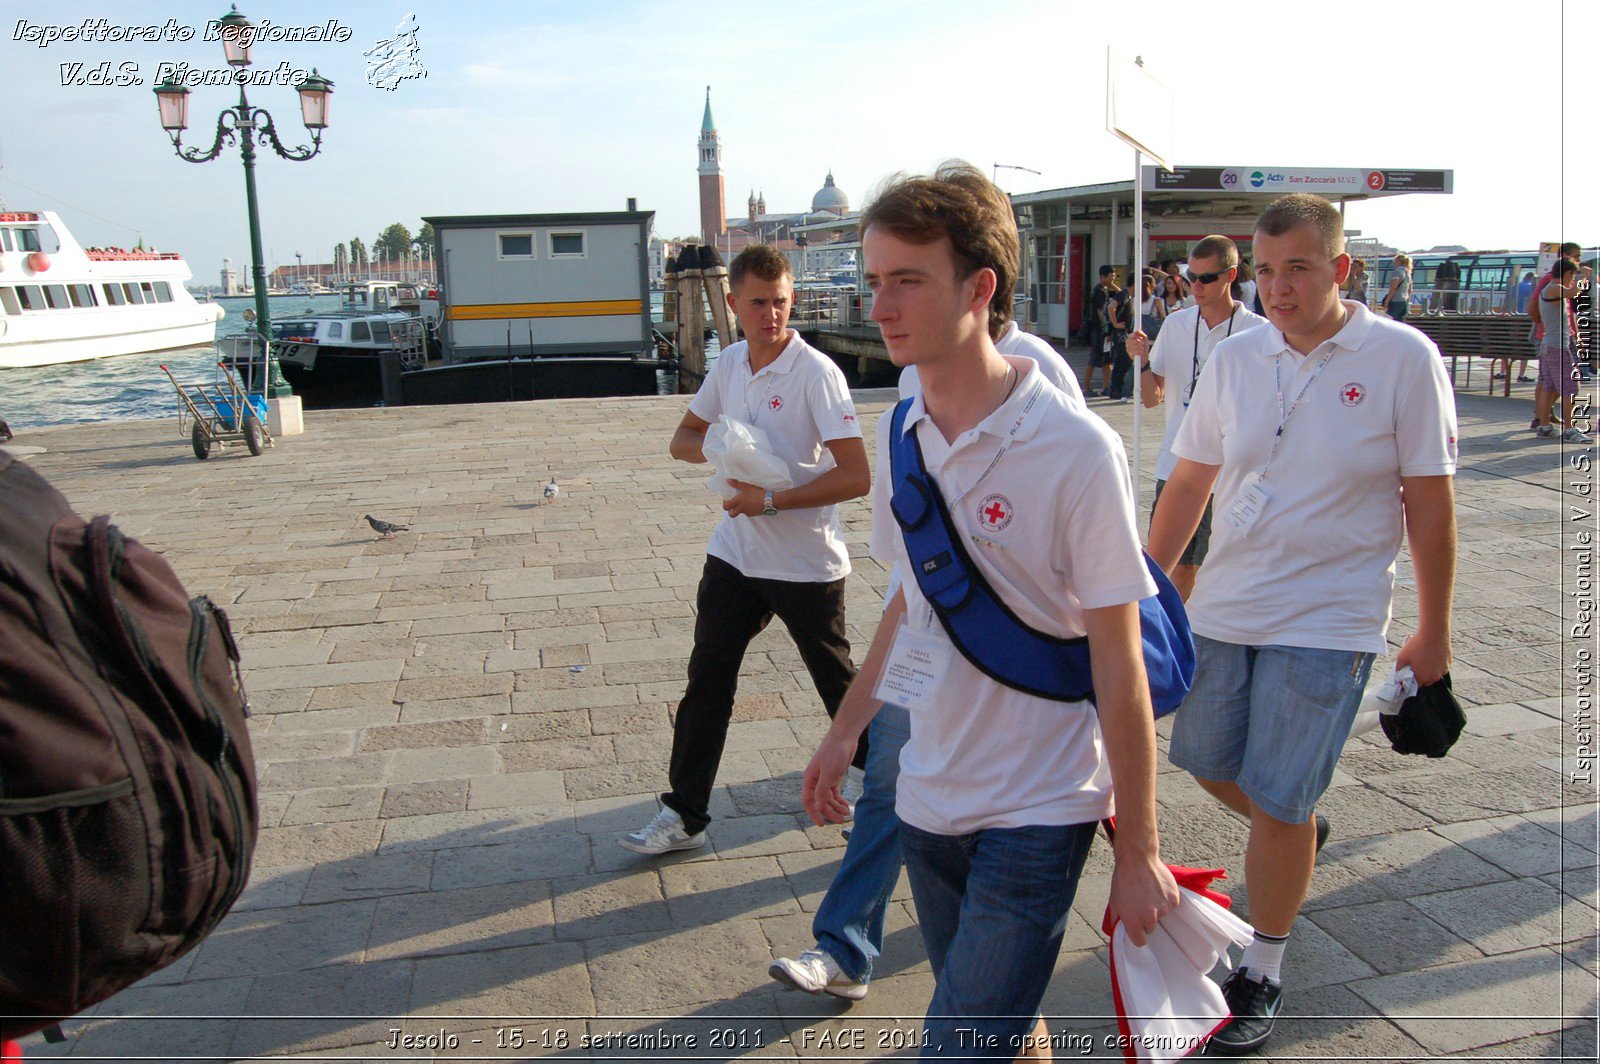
[1255, 194, 1344, 259]
[861, 160, 1019, 339]
[729, 243, 793, 289]
[1189, 235, 1240, 270]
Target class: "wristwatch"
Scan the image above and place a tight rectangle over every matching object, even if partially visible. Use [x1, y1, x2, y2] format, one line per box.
[1140, 362, 1153, 373]
[762, 490, 778, 517]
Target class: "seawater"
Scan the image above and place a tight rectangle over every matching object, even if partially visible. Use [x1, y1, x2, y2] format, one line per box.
[0, 294, 345, 431]
[0, 293, 694, 431]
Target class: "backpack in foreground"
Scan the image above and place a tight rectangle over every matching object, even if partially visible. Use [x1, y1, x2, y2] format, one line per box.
[0, 454, 258, 1040]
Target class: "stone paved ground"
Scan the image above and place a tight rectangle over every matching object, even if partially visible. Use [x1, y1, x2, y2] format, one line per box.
[9, 366, 1598, 1062]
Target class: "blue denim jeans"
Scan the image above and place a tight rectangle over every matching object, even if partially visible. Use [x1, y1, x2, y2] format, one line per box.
[900, 819, 1098, 1059]
[813, 702, 910, 982]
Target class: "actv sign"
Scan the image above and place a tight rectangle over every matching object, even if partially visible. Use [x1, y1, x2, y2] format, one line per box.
[1144, 166, 1452, 196]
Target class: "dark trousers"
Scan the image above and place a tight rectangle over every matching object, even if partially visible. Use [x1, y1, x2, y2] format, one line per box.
[662, 555, 865, 835]
[1107, 333, 1133, 398]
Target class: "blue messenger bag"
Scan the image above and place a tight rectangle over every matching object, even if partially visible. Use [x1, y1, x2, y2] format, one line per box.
[888, 397, 1195, 715]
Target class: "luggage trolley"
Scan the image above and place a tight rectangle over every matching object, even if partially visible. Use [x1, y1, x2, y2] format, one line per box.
[160, 358, 272, 460]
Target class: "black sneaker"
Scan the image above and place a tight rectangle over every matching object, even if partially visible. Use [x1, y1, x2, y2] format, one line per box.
[1209, 967, 1283, 1054]
[1314, 813, 1330, 854]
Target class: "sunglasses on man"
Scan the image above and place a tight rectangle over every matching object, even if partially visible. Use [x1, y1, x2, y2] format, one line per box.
[1186, 266, 1235, 285]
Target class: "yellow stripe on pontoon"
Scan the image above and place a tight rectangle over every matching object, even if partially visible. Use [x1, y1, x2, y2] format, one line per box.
[448, 299, 642, 321]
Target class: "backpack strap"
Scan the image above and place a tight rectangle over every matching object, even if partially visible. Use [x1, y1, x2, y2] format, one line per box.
[886, 396, 1196, 713]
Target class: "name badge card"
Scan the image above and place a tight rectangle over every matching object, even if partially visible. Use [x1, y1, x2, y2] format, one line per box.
[874, 625, 952, 714]
[1225, 477, 1272, 536]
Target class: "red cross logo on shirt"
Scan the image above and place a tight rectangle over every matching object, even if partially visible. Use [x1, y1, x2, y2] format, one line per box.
[768, 396, 783, 412]
[1339, 382, 1367, 407]
[978, 493, 1014, 532]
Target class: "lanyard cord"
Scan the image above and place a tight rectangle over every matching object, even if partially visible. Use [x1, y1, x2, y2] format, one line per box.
[1189, 304, 1238, 403]
[940, 374, 1043, 511]
[1261, 345, 1338, 480]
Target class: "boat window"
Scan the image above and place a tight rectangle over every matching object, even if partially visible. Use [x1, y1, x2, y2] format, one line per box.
[123, 284, 145, 305]
[153, 281, 172, 302]
[140, 282, 156, 302]
[369, 321, 392, 342]
[326, 322, 343, 339]
[44, 285, 69, 309]
[0, 288, 18, 315]
[15, 286, 43, 311]
[15, 228, 42, 253]
[69, 284, 97, 308]
[350, 321, 370, 342]
[0, 230, 11, 252]
[498, 232, 534, 260]
[102, 283, 127, 306]
[549, 230, 586, 259]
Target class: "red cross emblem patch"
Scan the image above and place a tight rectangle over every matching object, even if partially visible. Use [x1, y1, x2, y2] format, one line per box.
[1339, 382, 1367, 407]
[978, 493, 1014, 532]
[768, 396, 783, 412]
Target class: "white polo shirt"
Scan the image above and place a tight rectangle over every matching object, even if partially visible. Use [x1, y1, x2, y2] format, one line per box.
[898, 321, 1084, 406]
[690, 332, 862, 582]
[1172, 300, 1458, 653]
[1147, 302, 1267, 481]
[871, 359, 1157, 835]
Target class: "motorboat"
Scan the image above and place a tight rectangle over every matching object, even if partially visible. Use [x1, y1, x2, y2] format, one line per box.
[0, 211, 224, 369]
[225, 281, 436, 406]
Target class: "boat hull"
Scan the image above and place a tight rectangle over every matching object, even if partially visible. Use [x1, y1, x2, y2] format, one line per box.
[271, 346, 663, 407]
[0, 312, 223, 369]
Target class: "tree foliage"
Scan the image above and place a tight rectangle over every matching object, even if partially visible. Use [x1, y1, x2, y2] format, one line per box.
[374, 223, 412, 261]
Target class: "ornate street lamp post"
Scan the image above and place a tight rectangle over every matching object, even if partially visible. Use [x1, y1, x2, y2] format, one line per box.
[152, 5, 332, 398]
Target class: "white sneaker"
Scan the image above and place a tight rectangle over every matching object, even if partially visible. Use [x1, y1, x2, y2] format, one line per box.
[840, 765, 865, 821]
[618, 807, 705, 855]
[1562, 427, 1593, 445]
[768, 947, 868, 1000]
[1536, 424, 1557, 438]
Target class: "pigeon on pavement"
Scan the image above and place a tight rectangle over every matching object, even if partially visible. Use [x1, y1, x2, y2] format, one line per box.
[544, 477, 559, 504]
[365, 514, 409, 539]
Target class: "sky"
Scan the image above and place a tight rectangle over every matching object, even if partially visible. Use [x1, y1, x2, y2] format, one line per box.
[3, 0, 1594, 282]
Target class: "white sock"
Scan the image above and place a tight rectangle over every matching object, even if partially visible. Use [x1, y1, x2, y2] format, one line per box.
[1240, 932, 1288, 985]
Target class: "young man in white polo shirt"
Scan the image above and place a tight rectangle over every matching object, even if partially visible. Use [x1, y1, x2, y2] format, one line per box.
[621, 244, 871, 855]
[801, 163, 1179, 1056]
[1149, 193, 1457, 1053]
[1127, 235, 1267, 601]
[769, 274, 1082, 1003]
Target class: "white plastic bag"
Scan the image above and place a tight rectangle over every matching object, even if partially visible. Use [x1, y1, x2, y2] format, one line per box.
[701, 415, 793, 501]
[1348, 664, 1418, 739]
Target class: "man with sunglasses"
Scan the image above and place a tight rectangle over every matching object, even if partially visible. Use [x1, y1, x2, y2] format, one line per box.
[1148, 194, 1457, 1054]
[1127, 236, 1265, 601]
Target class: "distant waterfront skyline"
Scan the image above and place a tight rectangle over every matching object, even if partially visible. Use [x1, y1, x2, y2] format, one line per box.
[5, 0, 1593, 277]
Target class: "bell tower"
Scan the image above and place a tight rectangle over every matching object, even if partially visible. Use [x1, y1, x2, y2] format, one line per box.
[697, 87, 726, 247]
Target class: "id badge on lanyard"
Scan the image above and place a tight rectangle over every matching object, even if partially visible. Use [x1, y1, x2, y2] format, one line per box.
[874, 623, 953, 714]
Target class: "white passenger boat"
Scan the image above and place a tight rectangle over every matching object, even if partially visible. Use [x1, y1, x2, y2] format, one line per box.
[0, 211, 224, 369]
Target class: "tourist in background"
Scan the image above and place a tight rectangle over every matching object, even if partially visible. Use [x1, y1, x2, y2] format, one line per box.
[1527, 244, 1592, 431]
[1128, 235, 1267, 602]
[1344, 259, 1369, 306]
[1233, 262, 1257, 310]
[1083, 266, 1120, 398]
[1158, 271, 1185, 318]
[1384, 253, 1413, 320]
[1532, 258, 1591, 443]
[1140, 272, 1165, 339]
[1104, 270, 1135, 401]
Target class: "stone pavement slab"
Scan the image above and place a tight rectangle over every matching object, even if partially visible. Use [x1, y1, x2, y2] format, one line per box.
[9, 375, 1596, 1059]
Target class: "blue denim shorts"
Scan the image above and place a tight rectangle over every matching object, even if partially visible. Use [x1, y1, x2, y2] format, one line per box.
[1168, 635, 1375, 824]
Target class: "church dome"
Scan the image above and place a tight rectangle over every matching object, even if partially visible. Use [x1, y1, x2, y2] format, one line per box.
[811, 171, 849, 215]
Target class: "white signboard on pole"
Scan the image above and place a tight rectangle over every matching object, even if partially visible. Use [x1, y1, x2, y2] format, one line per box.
[1106, 49, 1173, 492]
[1107, 49, 1174, 173]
